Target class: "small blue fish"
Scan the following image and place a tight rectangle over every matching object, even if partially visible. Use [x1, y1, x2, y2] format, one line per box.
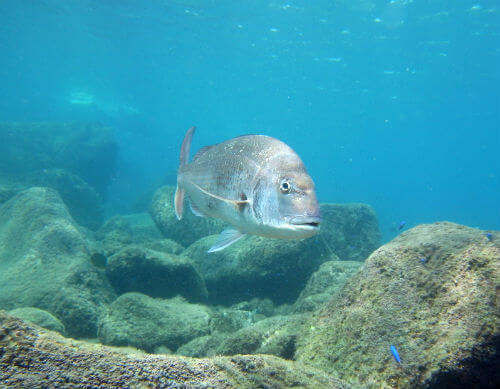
[486, 233, 492, 241]
[398, 221, 406, 230]
[420, 257, 427, 264]
[390, 344, 401, 364]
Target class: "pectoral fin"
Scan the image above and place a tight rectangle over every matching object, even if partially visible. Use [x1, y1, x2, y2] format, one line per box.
[189, 201, 205, 217]
[208, 228, 245, 253]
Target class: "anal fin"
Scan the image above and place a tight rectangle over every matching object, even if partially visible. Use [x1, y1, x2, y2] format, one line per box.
[208, 227, 245, 253]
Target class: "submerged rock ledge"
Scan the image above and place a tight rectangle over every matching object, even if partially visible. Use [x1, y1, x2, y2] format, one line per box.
[0, 311, 342, 389]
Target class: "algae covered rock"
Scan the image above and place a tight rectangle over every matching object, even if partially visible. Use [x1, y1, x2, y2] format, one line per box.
[184, 234, 327, 305]
[305, 203, 381, 261]
[24, 168, 104, 229]
[216, 314, 309, 360]
[96, 213, 164, 257]
[0, 311, 342, 389]
[106, 245, 208, 302]
[8, 307, 65, 335]
[98, 293, 212, 352]
[292, 260, 363, 313]
[296, 222, 500, 388]
[0, 187, 115, 337]
[149, 185, 225, 247]
[0, 121, 117, 197]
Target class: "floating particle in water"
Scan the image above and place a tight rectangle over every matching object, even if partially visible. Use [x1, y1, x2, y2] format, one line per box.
[390, 344, 401, 364]
[270, 27, 279, 32]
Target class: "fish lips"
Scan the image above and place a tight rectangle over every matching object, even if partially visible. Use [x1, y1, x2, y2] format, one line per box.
[288, 215, 322, 230]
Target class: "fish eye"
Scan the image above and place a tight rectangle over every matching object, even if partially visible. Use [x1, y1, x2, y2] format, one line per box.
[280, 180, 291, 194]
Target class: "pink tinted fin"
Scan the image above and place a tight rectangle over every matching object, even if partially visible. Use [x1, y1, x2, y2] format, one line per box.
[179, 126, 196, 168]
[174, 185, 185, 220]
[175, 126, 195, 221]
[207, 228, 245, 253]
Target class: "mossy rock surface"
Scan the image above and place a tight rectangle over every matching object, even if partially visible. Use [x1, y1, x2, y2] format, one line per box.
[305, 203, 381, 261]
[0, 187, 115, 337]
[98, 292, 212, 352]
[292, 260, 363, 313]
[9, 307, 65, 335]
[106, 245, 208, 302]
[296, 222, 500, 388]
[0, 311, 344, 388]
[24, 168, 104, 229]
[184, 234, 327, 305]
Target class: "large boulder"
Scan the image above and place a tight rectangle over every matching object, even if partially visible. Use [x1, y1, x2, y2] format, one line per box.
[179, 314, 308, 360]
[149, 185, 225, 247]
[296, 222, 500, 388]
[95, 213, 168, 257]
[0, 122, 117, 197]
[8, 307, 65, 335]
[24, 168, 103, 229]
[0, 311, 344, 388]
[105, 246, 208, 302]
[292, 260, 363, 313]
[305, 203, 381, 261]
[98, 293, 212, 352]
[0, 187, 115, 337]
[184, 235, 328, 305]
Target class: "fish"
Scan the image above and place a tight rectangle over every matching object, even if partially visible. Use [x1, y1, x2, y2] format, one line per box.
[174, 126, 321, 252]
[398, 221, 407, 230]
[390, 344, 401, 364]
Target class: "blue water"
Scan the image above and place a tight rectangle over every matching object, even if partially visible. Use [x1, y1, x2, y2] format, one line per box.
[0, 0, 498, 241]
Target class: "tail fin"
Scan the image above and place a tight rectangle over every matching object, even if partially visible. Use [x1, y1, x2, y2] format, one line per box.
[175, 126, 196, 220]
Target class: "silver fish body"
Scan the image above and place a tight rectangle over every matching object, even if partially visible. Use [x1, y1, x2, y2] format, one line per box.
[175, 126, 321, 252]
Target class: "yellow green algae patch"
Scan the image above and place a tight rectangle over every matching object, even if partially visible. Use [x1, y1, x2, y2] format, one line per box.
[0, 311, 344, 389]
[295, 222, 500, 389]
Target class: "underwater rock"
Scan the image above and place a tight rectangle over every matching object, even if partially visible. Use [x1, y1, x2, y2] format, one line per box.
[231, 297, 276, 317]
[184, 234, 326, 305]
[106, 245, 208, 302]
[215, 314, 309, 360]
[0, 181, 24, 206]
[176, 333, 227, 358]
[149, 185, 225, 247]
[8, 307, 65, 335]
[209, 307, 258, 334]
[305, 203, 381, 261]
[295, 222, 500, 388]
[143, 238, 184, 255]
[178, 314, 308, 360]
[0, 187, 116, 337]
[0, 311, 342, 389]
[96, 213, 164, 257]
[292, 260, 363, 313]
[0, 121, 117, 197]
[98, 293, 212, 352]
[23, 168, 104, 230]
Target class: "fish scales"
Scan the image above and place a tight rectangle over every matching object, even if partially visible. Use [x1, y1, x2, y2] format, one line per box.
[174, 127, 321, 252]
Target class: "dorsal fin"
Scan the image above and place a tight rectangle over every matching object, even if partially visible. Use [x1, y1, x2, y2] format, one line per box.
[192, 145, 213, 161]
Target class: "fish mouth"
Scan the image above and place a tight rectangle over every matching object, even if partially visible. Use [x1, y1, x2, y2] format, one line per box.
[289, 216, 322, 229]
